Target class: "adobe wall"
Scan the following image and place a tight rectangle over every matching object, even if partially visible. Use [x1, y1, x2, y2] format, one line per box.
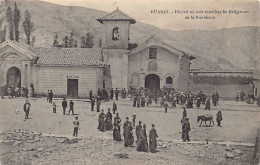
[190, 83, 253, 99]
[34, 65, 105, 98]
[128, 46, 182, 89]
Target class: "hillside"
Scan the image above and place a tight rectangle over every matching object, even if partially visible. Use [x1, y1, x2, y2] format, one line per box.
[1, 0, 259, 70]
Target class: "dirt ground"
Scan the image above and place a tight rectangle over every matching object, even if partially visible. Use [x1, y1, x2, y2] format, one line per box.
[0, 97, 259, 164]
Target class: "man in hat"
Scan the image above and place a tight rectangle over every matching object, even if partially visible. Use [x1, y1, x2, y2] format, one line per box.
[23, 100, 31, 120]
[149, 124, 158, 153]
[62, 98, 67, 115]
[89, 89, 93, 100]
[68, 100, 74, 115]
[112, 102, 117, 114]
[73, 116, 79, 137]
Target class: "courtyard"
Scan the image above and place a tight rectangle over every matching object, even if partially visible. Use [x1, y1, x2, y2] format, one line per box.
[0, 97, 259, 164]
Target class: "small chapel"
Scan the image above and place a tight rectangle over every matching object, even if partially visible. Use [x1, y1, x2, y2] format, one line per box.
[0, 8, 194, 98]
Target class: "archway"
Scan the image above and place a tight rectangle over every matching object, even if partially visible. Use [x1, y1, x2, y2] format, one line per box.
[6, 67, 21, 87]
[145, 74, 160, 91]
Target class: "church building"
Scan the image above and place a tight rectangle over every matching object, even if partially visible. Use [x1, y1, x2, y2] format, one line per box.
[0, 8, 194, 98]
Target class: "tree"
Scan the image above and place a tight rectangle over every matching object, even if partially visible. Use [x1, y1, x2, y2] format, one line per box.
[31, 36, 36, 46]
[80, 32, 94, 48]
[53, 34, 59, 47]
[6, 6, 14, 40]
[85, 32, 94, 48]
[80, 35, 86, 48]
[23, 9, 33, 45]
[13, 2, 21, 42]
[68, 32, 74, 48]
[63, 35, 69, 48]
[74, 40, 78, 47]
[0, 18, 6, 43]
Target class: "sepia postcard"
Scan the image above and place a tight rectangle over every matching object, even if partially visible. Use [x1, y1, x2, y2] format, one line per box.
[0, 0, 259, 164]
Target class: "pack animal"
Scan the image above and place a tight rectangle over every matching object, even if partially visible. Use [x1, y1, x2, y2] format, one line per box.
[197, 114, 214, 126]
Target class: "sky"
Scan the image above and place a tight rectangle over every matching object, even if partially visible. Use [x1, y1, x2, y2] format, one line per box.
[9, 0, 260, 30]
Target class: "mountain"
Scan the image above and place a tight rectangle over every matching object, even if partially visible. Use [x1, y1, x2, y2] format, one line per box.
[1, 0, 259, 70]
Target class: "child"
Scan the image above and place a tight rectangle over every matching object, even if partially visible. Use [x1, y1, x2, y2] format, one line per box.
[53, 102, 56, 113]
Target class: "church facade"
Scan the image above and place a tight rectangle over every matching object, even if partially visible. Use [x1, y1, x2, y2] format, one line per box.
[0, 8, 194, 98]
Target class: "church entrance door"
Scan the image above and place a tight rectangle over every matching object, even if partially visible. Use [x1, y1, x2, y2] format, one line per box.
[145, 74, 160, 92]
[6, 67, 21, 87]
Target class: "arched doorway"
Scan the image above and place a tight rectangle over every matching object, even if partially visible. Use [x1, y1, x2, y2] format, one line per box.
[6, 67, 21, 87]
[145, 74, 160, 91]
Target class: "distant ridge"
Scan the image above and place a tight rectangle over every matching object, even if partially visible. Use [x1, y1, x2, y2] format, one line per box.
[1, 1, 259, 70]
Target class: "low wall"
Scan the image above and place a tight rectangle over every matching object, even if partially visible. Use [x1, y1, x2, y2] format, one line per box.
[190, 83, 253, 99]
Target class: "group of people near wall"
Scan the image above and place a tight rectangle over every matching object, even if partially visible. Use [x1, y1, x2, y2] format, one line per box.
[236, 90, 256, 104]
[1, 84, 34, 99]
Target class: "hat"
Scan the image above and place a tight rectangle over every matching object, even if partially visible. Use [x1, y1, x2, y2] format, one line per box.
[126, 117, 129, 119]
[152, 124, 155, 127]
[75, 116, 78, 119]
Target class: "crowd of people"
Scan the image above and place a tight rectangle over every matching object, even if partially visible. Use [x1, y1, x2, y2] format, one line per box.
[0, 83, 36, 99]
[4, 85, 257, 154]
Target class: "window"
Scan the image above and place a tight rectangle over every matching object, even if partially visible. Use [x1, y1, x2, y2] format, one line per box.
[149, 48, 157, 59]
[166, 76, 173, 84]
[112, 27, 120, 40]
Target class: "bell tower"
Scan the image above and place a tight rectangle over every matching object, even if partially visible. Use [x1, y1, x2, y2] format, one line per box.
[97, 8, 136, 89]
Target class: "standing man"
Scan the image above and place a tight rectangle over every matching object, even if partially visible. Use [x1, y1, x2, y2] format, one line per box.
[91, 97, 95, 111]
[73, 116, 79, 137]
[53, 102, 56, 113]
[112, 102, 117, 114]
[215, 92, 219, 105]
[62, 98, 67, 115]
[23, 100, 31, 120]
[132, 113, 136, 128]
[216, 111, 223, 127]
[47, 90, 50, 102]
[183, 107, 187, 119]
[115, 88, 119, 101]
[110, 89, 114, 101]
[89, 89, 93, 100]
[68, 100, 74, 115]
[96, 99, 101, 112]
[164, 101, 168, 113]
[149, 124, 158, 153]
[182, 118, 191, 142]
[49, 90, 53, 103]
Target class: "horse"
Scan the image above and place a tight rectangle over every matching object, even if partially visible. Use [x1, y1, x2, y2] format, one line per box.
[197, 114, 214, 127]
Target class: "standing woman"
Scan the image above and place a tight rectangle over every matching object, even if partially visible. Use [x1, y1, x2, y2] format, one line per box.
[149, 124, 158, 153]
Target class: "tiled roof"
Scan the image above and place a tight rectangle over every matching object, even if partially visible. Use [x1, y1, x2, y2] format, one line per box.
[97, 8, 136, 24]
[30, 47, 106, 66]
[1, 41, 106, 66]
